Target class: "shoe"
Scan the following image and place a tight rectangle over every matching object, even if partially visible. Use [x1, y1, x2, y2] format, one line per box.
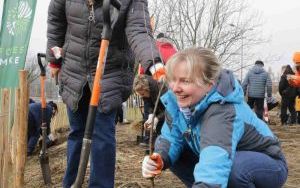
[122, 119, 130, 124]
[27, 151, 33, 156]
[47, 140, 56, 148]
[139, 137, 149, 147]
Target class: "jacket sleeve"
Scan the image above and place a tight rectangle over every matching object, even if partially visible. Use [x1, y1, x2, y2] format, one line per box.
[288, 75, 300, 87]
[125, 0, 160, 73]
[156, 103, 165, 122]
[266, 73, 272, 97]
[241, 73, 249, 96]
[142, 98, 152, 122]
[278, 76, 286, 96]
[194, 103, 236, 188]
[154, 113, 185, 169]
[46, 0, 67, 62]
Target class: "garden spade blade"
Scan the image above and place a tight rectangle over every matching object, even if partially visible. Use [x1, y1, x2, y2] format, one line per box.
[39, 150, 52, 186]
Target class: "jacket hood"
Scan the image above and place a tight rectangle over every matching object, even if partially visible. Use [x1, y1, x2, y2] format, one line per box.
[252, 64, 265, 74]
[161, 69, 244, 115]
[193, 69, 244, 114]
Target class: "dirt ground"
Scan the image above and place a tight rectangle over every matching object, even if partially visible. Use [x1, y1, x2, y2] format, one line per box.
[25, 108, 300, 188]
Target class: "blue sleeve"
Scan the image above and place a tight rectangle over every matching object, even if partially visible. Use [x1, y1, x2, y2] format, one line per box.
[155, 120, 185, 168]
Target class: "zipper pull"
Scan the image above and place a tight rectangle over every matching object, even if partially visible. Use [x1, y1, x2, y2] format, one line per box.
[88, 4, 95, 23]
[183, 128, 191, 140]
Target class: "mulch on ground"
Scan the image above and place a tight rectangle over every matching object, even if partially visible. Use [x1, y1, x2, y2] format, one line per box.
[25, 108, 300, 188]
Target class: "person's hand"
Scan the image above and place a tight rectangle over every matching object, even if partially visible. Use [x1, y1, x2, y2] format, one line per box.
[152, 68, 166, 81]
[50, 46, 63, 84]
[149, 63, 166, 81]
[142, 153, 164, 178]
[50, 66, 60, 79]
[51, 46, 63, 59]
[287, 74, 296, 80]
[144, 114, 159, 131]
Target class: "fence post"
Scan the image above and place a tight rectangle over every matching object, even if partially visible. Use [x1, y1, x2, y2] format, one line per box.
[1, 89, 10, 188]
[15, 70, 29, 187]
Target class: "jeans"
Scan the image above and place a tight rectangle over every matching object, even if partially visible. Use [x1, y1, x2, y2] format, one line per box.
[170, 149, 288, 188]
[115, 104, 124, 124]
[27, 127, 40, 154]
[27, 124, 52, 155]
[63, 85, 117, 188]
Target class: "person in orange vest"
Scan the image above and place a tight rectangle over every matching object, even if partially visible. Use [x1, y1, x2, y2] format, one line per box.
[279, 65, 297, 125]
[288, 52, 300, 124]
[288, 52, 300, 87]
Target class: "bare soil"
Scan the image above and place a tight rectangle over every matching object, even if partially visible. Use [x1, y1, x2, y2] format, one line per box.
[25, 108, 300, 188]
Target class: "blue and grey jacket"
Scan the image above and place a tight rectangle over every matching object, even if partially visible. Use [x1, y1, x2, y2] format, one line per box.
[155, 70, 282, 188]
[242, 64, 272, 98]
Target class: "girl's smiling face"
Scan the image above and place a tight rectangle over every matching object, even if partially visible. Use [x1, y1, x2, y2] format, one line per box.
[168, 61, 213, 108]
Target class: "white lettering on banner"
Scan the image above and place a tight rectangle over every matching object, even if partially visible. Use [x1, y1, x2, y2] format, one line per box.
[0, 46, 25, 56]
[0, 57, 20, 66]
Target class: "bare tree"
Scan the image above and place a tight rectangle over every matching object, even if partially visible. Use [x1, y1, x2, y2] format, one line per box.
[149, 0, 267, 74]
[25, 52, 59, 98]
[24, 53, 40, 84]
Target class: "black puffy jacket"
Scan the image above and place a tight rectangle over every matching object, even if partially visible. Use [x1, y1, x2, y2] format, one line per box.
[46, 0, 160, 112]
[278, 74, 297, 101]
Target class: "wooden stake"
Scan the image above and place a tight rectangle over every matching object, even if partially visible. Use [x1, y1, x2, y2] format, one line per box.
[15, 70, 29, 188]
[1, 89, 10, 188]
[11, 88, 20, 188]
[0, 89, 4, 188]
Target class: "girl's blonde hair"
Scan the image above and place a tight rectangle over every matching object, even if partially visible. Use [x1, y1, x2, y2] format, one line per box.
[166, 47, 221, 86]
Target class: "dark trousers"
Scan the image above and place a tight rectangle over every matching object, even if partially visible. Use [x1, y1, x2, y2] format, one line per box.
[247, 97, 264, 120]
[115, 104, 123, 124]
[281, 98, 296, 124]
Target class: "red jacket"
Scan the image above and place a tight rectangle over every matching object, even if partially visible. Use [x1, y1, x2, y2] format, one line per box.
[139, 38, 177, 74]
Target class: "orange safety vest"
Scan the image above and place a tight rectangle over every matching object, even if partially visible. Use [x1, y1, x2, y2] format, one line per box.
[288, 71, 300, 87]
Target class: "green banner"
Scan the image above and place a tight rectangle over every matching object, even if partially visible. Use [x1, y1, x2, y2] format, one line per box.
[0, 0, 37, 88]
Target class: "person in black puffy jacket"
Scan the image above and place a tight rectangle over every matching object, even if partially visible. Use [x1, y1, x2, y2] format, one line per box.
[46, 0, 165, 187]
[279, 65, 297, 125]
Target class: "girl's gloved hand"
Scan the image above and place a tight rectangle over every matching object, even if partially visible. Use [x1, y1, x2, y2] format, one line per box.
[142, 153, 164, 178]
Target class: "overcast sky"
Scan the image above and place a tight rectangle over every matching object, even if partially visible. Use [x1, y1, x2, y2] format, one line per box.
[248, 0, 300, 76]
[1, 0, 298, 77]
